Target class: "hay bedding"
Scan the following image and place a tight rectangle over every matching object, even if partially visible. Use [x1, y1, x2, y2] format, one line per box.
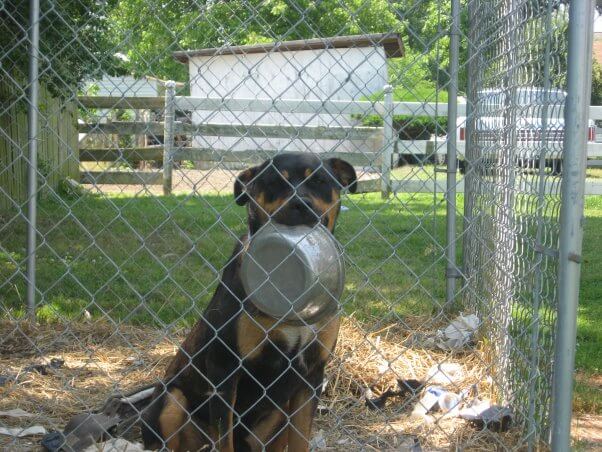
[0, 318, 527, 451]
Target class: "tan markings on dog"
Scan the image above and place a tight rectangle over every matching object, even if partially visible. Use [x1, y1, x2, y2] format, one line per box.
[245, 408, 287, 451]
[316, 317, 340, 362]
[266, 426, 289, 452]
[237, 312, 277, 360]
[287, 388, 314, 452]
[281, 170, 289, 180]
[255, 192, 288, 216]
[159, 388, 188, 451]
[304, 168, 312, 178]
[180, 422, 210, 451]
[309, 190, 340, 232]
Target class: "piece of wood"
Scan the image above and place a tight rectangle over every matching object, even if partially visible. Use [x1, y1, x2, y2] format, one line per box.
[79, 147, 164, 162]
[173, 148, 381, 167]
[174, 97, 381, 116]
[80, 171, 163, 185]
[78, 96, 164, 109]
[163, 81, 177, 195]
[78, 121, 164, 135]
[381, 85, 394, 197]
[178, 122, 381, 141]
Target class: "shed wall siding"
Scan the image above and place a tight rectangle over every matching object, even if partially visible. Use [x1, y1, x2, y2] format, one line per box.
[187, 47, 387, 154]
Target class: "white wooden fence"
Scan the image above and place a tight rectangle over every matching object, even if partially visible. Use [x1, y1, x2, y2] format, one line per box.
[78, 91, 602, 196]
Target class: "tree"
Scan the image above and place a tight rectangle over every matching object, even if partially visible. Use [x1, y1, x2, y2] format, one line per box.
[0, 0, 121, 97]
[107, 0, 404, 82]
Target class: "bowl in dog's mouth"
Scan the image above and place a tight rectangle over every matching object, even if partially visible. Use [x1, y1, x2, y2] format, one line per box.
[240, 222, 344, 324]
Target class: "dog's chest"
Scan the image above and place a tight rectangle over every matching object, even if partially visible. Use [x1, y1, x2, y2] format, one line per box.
[275, 324, 315, 351]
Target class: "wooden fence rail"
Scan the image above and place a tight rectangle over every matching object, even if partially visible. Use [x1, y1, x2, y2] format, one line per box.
[78, 92, 602, 195]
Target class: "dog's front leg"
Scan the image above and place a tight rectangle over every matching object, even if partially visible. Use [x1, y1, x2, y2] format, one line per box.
[206, 354, 239, 452]
[287, 371, 323, 452]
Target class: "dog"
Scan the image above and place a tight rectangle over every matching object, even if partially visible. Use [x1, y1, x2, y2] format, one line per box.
[141, 153, 357, 451]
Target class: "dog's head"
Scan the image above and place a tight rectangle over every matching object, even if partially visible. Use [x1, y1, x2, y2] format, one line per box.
[234, 153, 357, 234]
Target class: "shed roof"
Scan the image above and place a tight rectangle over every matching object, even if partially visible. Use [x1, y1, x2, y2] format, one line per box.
[173, 33, 404, 63]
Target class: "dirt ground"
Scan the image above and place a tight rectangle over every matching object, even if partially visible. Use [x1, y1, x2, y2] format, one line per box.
[572, 415, 602, 450]
[80, 167, 381, 196]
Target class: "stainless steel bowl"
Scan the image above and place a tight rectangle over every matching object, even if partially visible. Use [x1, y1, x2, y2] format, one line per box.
[240, 223, 345, 324]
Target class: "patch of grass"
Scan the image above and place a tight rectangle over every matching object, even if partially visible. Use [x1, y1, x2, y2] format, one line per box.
[0, 192, 453, 328]
[586, 167, 602, 180]
[572, 196, 602, 413]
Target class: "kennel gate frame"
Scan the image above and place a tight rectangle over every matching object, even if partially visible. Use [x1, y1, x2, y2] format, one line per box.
[16, 0, 594, 449]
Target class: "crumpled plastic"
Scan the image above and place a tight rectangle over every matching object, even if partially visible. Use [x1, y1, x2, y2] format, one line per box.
[423, 314, 480, 350]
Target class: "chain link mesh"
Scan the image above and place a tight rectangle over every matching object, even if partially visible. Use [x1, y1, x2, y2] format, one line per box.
[0, 0, 585, 450]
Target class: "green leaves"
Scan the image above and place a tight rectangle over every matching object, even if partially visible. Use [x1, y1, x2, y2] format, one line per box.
[1, 0, 123, 97]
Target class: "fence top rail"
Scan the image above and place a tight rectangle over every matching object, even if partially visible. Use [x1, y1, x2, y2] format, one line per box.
[77, 95, 602, 120]
[173, 96, 383, 115]
[77, 95, 470, 118]
[78, 96, 165, 109]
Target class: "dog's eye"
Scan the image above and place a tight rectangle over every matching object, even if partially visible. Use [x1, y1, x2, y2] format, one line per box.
[307, 172, 328, 187]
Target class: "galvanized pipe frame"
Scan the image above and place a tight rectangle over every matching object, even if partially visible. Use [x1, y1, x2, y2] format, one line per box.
[26, 0, 41, 319]
[444, 0, 461, 307]
[1, 0, 590, 449]
[551, 0, 594, 449]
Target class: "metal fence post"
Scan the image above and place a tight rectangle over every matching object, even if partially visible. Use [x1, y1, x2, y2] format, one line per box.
[26, 0, 41, 319]
[163, 80, 176, 196]
[551, 0, 593, 449]
[381, 84, 393, 198]
[445, 0, 460, 306]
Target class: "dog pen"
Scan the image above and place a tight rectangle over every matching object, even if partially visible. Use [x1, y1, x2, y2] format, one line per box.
[0, 0, 595, 450]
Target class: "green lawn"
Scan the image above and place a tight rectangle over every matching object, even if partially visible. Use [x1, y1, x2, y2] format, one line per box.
[0, 192, 450, 328]
[0, 189, 599, 412]
[574, 195, 602, 413]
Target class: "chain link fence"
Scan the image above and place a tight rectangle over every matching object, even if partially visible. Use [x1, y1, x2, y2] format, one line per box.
[0, 0, 592, 450]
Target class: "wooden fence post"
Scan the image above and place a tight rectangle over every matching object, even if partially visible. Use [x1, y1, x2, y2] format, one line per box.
[381, 84, 394, 198]
[163, 80, 176, 196]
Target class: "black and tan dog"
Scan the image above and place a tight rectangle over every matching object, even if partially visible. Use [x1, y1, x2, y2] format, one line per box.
[141, 153, 357, 451]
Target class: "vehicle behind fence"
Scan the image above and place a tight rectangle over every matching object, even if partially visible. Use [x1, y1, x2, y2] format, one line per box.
[0, 0, 594, 450]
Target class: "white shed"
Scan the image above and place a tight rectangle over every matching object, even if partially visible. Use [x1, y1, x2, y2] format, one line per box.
[173, 34, 403, 155]
[85, 75, 172, 97]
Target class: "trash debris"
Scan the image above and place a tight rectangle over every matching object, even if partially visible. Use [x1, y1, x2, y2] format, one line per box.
[395, 435, 423, 452]
[82, 438, 149, 452]
[459, 401, 513, 432]
[39, 384, 157, 451]
[0, 408, 35, 418]
[0, 425, 47, 437]
[310, 429, 327, 449]
[411, 386, 465, 418]
[61, 413, 120, 451]
[425, 362, 464, 385]
[0, 358, 64, 389]
[421, 314, 480, 350]
[411, 386, 443, 417]
[365, 379, 425, 410]
[23, 358, 64, 375]
[316, 404, 331, 416]
[41, 431, 64, 452]
[437, 314, 480, 350]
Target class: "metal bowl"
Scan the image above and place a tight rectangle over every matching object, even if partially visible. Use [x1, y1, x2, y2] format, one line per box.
[241, 222, 345, 324]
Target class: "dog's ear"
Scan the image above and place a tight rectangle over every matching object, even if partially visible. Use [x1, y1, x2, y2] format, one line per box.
[325, 158, 357, 193]
[234, 166, 259, 206]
